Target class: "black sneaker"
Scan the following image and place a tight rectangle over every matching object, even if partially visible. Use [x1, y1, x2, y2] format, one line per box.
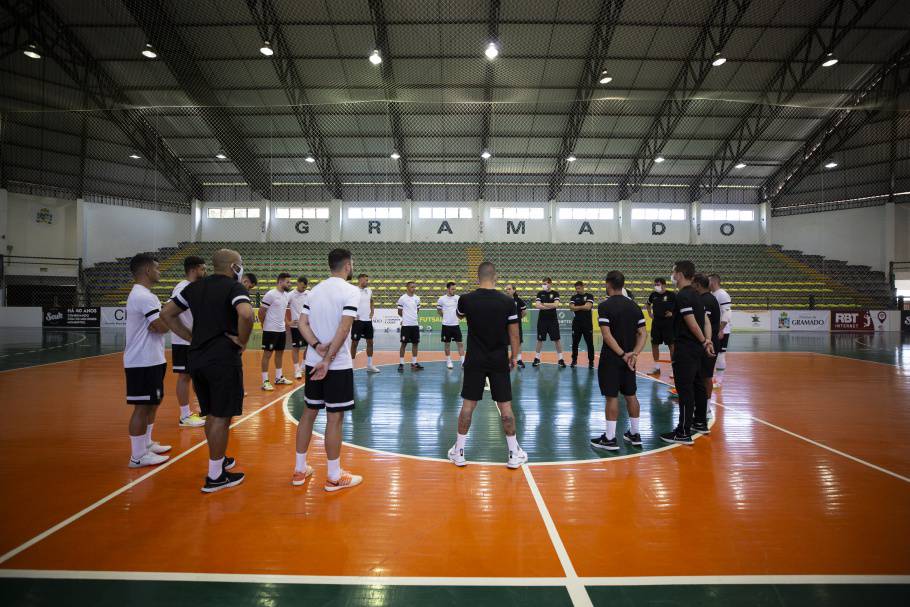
[570, 360, 577, 368]
[659, 430, 693, 445]
[623, 430, 642, 446]
[532, 359, 540, 367]
[397, 364, 404, 373]
[691, 422, 710, 435]
[223, 456, 236, 470]
[557, 359, 566, 368]
[588, 361, 595, 369]
[411, 363, 424, 371]
[516, 360, 525, 369]
[590, 433, 619, 451]
[201, 470, 245, 493]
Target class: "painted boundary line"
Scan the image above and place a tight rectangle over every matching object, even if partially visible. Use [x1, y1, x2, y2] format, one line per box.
[0, 384, 305, 566]
[0, 350, 121, 374]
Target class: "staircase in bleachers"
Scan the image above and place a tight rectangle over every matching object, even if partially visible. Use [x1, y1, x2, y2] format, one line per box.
[84, 242, 894, 310]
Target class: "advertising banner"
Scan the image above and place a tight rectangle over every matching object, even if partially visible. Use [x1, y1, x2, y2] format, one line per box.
[42, 307, 100, 328]
[903, 311, 910, 334]
[101, 306, 128, 328]
[869, 310, 897, 332]
[731, 310, 771, 332]
[830, 309, 874, 332]
[771, 309, 829, 332]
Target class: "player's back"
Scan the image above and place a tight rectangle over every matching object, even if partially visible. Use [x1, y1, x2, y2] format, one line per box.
[458, 288, 517, 370]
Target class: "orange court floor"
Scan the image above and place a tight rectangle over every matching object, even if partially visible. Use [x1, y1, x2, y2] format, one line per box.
[0, 335, 909, 606]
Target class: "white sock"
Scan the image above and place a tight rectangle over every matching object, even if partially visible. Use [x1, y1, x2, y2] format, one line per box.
[275, 369, 284, 380]
[534, 354, 540, 361]
[327, 457, 341, 482]
[517, 353, 523, 361]
[130, 435, 147, 460]
[208, 458, 224, 480]
[446, 355, 451, 362]
[295, 451, 307, 472]
[461, 359, 465, 366]
[367, 356, 373, 367]
[717, 352, 727, 369]
[506, 434, 519, 452]
[400, 356, 405, 365]
[630, 417, 640, 435]
[179, 404, 191, 419]
[605, 420, 617, 440]
[262, 372, 269, 382]
[455, 432, 468, 451]
[145, 423, 154, 447]
[412, 355, 418, 364]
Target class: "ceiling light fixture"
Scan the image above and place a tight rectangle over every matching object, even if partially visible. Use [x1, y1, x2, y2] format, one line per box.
[481, 150, 492, 159]
[711, 53, 726, 67]
[305, 155, 316, 163]
[654, 156, 665, 163]
[129, 154, 141, 160]
[390, 151, 401, 160]
[369, 49, 382, 65]
[821, 53, 838, 67]
[141, 43, 157, 59]
[215, 152, 227, 160]
[734, 162, 746, 169]
[567, 155, 576, 162]
[598, 70, 612, 84]
[824, 159, 838, 169]
[259, 41, 274, 56]
[484, 41, 499, 60]
[23, 43, 41, 60]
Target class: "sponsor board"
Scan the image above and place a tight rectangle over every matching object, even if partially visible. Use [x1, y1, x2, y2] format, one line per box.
[101, 306, 128, 328]
[830, 309, 875, 332]
[43, 307, 100, 328]
[731, 310, 770, 332]
[771, 309, 829, 332]
[867, 310, 898, 332]
[903, 311, 910, 334]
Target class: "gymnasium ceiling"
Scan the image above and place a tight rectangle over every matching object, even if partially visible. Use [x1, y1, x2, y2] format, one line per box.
[1, 0, 908, 213]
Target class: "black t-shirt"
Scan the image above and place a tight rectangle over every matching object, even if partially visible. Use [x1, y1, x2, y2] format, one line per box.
[535, 289, 559, 320]
[647, 290, 676, 320]
[597, 295, 645, 359]
[569, 292, 595, 325]
[457, 288, 520, 372]
[672, 285, 706, 348]
[172, 274, 251, 368]
[700, 291, 721, 349]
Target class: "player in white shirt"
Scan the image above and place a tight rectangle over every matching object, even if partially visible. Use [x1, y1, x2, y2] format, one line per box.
[124, 254, 172, 468]
[287, 276, 310, 380]
[397, 281, 423, 372]
[437, 282, 464, 369]
[350, 273, 380, 373]
[292, 248, 363, 492]
[170, 256, 207, 428]
[258, 273, 293, 391]
[709, 273, 733, 381]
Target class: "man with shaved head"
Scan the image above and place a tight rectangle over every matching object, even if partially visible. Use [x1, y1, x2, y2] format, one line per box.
[162, 248, 254, 493]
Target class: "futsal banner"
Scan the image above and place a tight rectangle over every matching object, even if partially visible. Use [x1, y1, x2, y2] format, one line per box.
[42, 307, 100, 328]
[830, 309, 875, 332]
[771, 309, 829, 331]
[100, 306, 128, 328]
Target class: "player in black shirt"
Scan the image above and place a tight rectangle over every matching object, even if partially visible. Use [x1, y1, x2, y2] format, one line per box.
[162, 248, 254, 493]
[504, 284, 527, 368]
[448, 262, 526, 469]
[661, 261, 714, 445]
[645, 278, 675, 375]
[592, 271, 647, 451]
[532, 277, 566, 368]
[693, 273, 719, 426]
[569, 281, 596, 368]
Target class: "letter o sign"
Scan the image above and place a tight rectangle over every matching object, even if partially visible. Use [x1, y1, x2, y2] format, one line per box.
[720, 222, 735, 236]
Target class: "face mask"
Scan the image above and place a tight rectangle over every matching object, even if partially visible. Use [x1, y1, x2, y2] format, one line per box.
[542, 284, 550, 291]
[654, 285, 663, 293]
[233, 264, 243, 282]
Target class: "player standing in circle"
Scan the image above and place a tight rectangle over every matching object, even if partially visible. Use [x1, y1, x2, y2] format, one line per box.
[708, 273, 732, 384]
[532, 277, 566, 368]
[645, 277, 675, 375]
[259, 273, 293, 390]
[397, 281, 423, 372]
[437, 281, 464, 369]
[504, 284, 527, 368]
[448, 262, 527, 469]
[287, 276, 309, 380]
[350, 273, 380, 373]
[569, 280, 596, 368]
[170, 255, 207, 428]
[693, 273, 719, 429]
[241, 273, 258, 292]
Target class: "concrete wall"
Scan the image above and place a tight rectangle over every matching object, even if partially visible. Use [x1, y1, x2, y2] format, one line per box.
[81, 201, 190, 265]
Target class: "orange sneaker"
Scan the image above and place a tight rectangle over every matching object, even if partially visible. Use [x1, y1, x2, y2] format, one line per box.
[291, 465, 315, 486]
[324, 470, 363, 492]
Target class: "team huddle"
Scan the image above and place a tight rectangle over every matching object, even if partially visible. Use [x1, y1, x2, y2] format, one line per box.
[121, 247, 732, 492]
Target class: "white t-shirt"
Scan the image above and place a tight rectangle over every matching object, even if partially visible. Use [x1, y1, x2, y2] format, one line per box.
[713, 288, 733, 335]
[356, 287, 373, 321]
[436, 294, 460, 326]
[397, 293, 421, 326]
[302, 276, 360, 371]
[124, 283, 166, 368]
[260, 288, 290, 332]
[288, 288, 309, 326]
[170, 279, 193, 346]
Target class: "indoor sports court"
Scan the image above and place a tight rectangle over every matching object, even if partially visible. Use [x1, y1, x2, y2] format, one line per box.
[1, 1, 909, 606]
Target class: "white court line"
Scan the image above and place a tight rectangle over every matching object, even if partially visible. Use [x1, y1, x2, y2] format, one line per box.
[0, 384, 305, 566]
[639, 371, 910, 484]
[1, 569, 907, 586]
[522, 465, 593, 607]
[0, 347, 119, 374]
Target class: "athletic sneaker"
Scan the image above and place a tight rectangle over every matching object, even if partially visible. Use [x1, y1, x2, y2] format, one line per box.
[623, 430, 642, 446]
[532, 358, 540, 367]
[646, 367, 660, 375]
[506, 447, 529, 469]
[557, 359, 566, 368]
[294, 370, 303, 380]
[147, 441, 172, 455]
[411, 363, 424, 371]
[262, 380, 275, 391]
[223, 456, 236, 470]
[291, 465, 315, 486]
[397, 364, 404, 373]
[447, 360, 454, 369]
[129, 452, 169, 468]
[570, 360, 577, 368]
[691, 422, 710, 435]
[588, 362, 595, 369]
[659, 430, 693, 445]
[447, 445, 467, 467]
[179, 413, 206, 428]
[202, 470, 245, 493]
[516, 360, 525, 369]
[274, 377, 293, 385]
[367, 365, 381, 373]
[590, 434, 619, 451]
[325, 471, 363, 492]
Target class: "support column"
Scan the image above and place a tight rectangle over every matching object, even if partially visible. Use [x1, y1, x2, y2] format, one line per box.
[191, 199, 202, 243]
[404, 199, 413, 243]
[691, 201, 702, 245]
[884, 202, 896, 272]
[548, 199, 557, 244]
[618, 200, 631, 243]
[0, 188, 8, 256]
[759, 201, 770, 245]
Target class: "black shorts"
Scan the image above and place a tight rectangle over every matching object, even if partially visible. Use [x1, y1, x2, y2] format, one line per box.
[461, 368, 512, 402]
[598, 356, 637, 398]
[289, 327, 306, 349]
[719, 333, 730, 353]
[441, 325, 463, 343]
[701, 351, 718, 379]
[125, 363, 167, 405]
[537, 317, 560, 341]
[171, 344, 189, 374]
[351, 320, 374, 341]
[304, 366, 355, 412]
[400, 325, 420, 344]
[191, 364, 244, 418]
[262, 330, 286, 351]
[651, 318, 673, 346]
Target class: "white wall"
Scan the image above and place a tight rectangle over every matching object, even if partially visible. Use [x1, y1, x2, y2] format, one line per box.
[5, 192, 77, 259]
[698, 204, 762, 244]
[483, 207, 550, 242]
[82, 201, 190, 265]
[199, 203, 265, 242]
[895, 204, 910, 262]
[553, 203, 619, 243]
[410, 204, 480, 242]
[628, 204, 690, 243]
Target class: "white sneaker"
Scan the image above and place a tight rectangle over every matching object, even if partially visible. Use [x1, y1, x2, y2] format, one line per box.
[147, 441, 172, 455]
[506, 447, 528, 469]
[367, 365, 381, 373]
[448, 445, 467, 467]
[274, 377, 293, 385]
[446, 360, 454, 369]
[129, 451, 169, 468]
[294, 370, 303, 380]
